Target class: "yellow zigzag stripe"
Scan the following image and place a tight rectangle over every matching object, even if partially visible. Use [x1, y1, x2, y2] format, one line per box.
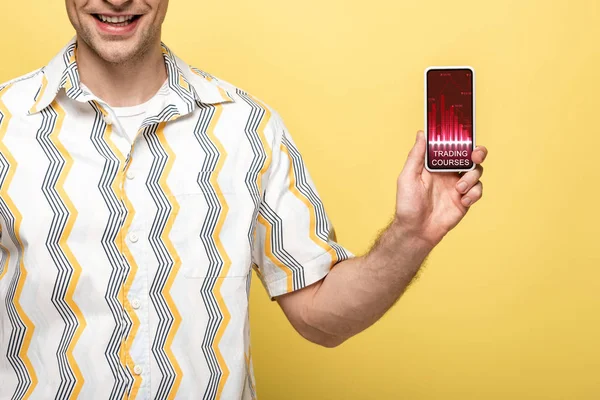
[206, 104, 232, 399]
[49, 100, 86, 397]
[29, 75, 48, 114]
[156, 122, 183, 398]
[0, 84, 38, 397]
[217, 87, 234, 103]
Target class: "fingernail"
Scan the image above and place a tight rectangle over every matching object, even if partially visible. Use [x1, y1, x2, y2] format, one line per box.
[417, 130, 423, 140]
[463, 197, 472, 206]
[457, 181, 468, 193]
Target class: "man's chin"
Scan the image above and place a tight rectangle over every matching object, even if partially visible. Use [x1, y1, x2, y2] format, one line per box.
[90, 40, 141, 65]
[77, 26, 156, 66]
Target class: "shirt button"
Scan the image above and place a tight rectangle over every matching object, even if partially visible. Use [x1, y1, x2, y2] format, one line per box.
[103, 114, 113, 125]
[129, 233, 139, 243]
[126, 171, 135, 180]
[131, 299, 141, 310]
[133, 365, 143, 375]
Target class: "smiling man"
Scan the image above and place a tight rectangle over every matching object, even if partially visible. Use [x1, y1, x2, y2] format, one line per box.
[0, 0, 487, 399]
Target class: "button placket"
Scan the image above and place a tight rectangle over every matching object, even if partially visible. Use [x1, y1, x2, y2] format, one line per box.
[101, 105, 131, 147]
[131, 298, 141, 309]
[128, 233, 139, 243]
[111, 133, 149, 389]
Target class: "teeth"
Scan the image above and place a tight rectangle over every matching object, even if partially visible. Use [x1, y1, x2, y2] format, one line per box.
[98, 15, 135, 23]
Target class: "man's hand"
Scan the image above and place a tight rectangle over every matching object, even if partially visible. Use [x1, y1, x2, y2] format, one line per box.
[276, 129, 488, 348]
[395, 130, 487, 249]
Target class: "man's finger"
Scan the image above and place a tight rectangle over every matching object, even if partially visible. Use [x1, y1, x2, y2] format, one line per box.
[403, 130, 426, 176]
[472, 145, 488, 164]
[456, 164, 483, 194]
[461, 181, 483, 207]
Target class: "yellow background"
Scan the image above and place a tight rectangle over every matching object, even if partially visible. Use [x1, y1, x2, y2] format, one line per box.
[2, 0, 599, 398]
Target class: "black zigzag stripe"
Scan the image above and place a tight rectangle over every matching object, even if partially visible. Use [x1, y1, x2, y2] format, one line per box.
[161, 45, 195, 114]
[144, 123, 178, 399]
[236, 89, 268, 274]
[237, 91, 274, 397]
[88, 102, 133, 399]
[36, 104, 80, 399]
[259, 201, 306, 290]
[192, 103, 226, 400]
[140, 105, 180, 130]
[60, 44, 84, 101]
[282, 134, 351, 262]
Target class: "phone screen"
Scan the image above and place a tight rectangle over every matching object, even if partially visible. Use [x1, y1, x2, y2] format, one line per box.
[426, 68, 474, 171]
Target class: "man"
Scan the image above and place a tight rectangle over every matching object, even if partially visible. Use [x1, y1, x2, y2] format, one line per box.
[0, 0, 486, 398]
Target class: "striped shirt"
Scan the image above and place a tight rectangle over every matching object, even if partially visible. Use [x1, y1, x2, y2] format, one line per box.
[0, 37, 353, 399]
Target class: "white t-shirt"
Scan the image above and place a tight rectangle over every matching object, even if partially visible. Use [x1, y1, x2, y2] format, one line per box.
[81, 80, 168, 143]
[111, 100, 152, 143]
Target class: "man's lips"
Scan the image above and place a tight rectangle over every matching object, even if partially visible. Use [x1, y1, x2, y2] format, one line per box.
[92, 13, 143, 35]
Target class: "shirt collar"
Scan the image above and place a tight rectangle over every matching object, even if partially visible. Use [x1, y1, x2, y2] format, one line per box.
[28, 37, 235, 116]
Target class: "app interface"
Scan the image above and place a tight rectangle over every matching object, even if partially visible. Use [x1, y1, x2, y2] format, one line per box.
[427, 68, 474, 170]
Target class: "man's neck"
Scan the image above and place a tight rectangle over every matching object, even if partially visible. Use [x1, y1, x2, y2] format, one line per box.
[75, 38, 168, 108]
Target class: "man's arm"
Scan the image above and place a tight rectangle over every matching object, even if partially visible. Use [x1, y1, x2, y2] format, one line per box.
[276, 218, 433, 347]
[276, 131, 487, 347]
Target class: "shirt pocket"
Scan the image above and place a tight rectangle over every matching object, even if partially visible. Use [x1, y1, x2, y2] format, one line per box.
[171, 186, 254, 279]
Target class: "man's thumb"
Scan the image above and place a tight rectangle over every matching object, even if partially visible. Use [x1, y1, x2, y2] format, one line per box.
[403, 130, 426, 175]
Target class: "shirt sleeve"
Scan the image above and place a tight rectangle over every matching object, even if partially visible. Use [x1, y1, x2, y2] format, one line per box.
[251, 111, 355, 300]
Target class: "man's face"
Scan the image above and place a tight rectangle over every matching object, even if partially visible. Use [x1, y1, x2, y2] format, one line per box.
[65, 0, 169, 64]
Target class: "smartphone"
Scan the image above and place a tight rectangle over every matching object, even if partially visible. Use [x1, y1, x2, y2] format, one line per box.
[424, 66, 475, 172]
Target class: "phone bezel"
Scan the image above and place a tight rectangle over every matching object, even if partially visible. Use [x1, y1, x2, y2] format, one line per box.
[424, 66, 476, 173]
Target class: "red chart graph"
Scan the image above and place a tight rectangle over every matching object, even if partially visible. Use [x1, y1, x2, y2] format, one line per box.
[427, 70, 473, 168]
